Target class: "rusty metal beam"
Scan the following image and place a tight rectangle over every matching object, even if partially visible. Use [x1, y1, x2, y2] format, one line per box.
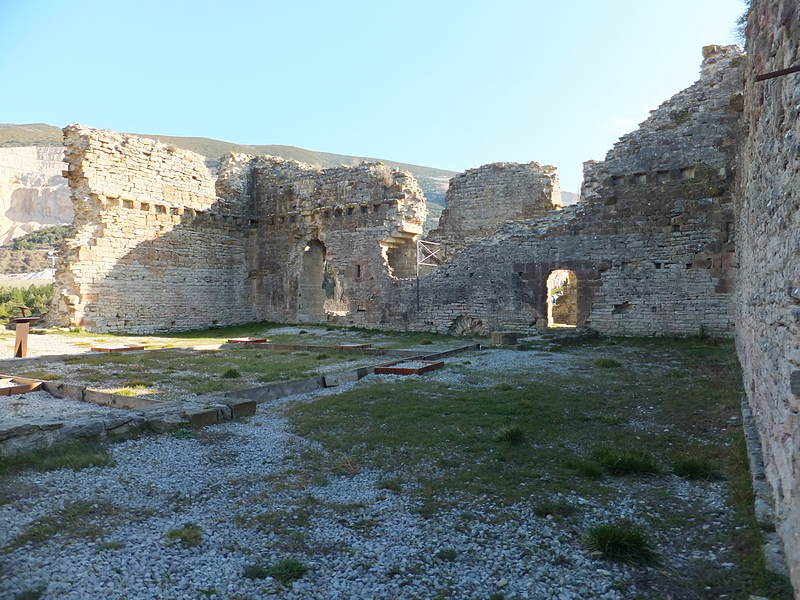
[755, 64, 800, 82]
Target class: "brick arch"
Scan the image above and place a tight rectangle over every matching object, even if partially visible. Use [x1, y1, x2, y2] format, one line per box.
[514, 260, 608, 328]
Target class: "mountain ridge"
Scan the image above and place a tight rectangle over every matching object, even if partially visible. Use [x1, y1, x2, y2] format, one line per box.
[0, 123, 455, 206]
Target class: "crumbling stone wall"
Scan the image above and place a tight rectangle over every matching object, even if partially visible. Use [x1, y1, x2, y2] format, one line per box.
[430, 161, 561, 253]
[230, 155, 428, 325]
[50, 125, 256, 332]
[736, 0, 800, 590]
[52, 47, 742, 341]
[51, 126, 428, 333]
[393, 46, 742, 337]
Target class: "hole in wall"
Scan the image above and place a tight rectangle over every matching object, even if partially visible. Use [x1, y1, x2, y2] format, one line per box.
[547, 269, 578, 328]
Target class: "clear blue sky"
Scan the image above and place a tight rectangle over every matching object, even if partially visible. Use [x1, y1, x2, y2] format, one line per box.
[0, 0, 745, 193]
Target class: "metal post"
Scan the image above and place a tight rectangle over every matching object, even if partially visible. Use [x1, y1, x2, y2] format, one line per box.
[416, 240, 421, 311]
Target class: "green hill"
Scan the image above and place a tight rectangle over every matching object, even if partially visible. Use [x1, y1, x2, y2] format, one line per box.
[0, 123, 455, 206]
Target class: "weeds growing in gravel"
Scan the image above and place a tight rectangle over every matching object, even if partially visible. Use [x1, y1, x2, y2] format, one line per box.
[591, 447, 661, 476]
[0, 441, 113, 478]
[165, 523, 203, 547]
[585, 520, 661, 567]
[5, 500, 120, 552]
[672, 454, 723, 480]
[13, 586, 46, 600]
[267, 558, 308, 583]
[242, 562, 270, 580]
[593, 357, 621, 368]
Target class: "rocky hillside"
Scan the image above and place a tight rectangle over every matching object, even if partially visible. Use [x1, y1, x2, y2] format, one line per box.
[0, 123, 455, 205]
[0, 145, 72, 245]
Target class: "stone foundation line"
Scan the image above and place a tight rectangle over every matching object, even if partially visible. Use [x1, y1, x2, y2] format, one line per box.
[0, 344, 480, 456]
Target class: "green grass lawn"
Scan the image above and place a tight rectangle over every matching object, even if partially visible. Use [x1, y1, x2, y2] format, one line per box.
[285, 336, 793, 600]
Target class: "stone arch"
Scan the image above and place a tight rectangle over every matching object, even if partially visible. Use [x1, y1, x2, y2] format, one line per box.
[546, 269, 578, 327]
[296, 239, 327, 322]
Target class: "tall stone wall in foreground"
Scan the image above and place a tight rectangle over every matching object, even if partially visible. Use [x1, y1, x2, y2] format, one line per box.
[49, 125, 256, 333]
[736, 0, 800, 590]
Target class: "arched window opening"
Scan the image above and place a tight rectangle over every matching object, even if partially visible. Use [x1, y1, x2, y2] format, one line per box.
[547, 269, 578, 327]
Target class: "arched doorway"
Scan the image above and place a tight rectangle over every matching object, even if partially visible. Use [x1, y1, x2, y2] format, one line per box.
[297, 240, 327, 321]
[547, 269, 578, 327]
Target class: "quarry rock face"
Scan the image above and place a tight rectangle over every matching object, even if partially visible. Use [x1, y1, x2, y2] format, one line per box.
[0, 146, 72, 245]
[737, 0, 800, 590]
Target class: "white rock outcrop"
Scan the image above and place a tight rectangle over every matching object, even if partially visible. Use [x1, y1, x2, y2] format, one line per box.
[0, 146, 73, 245]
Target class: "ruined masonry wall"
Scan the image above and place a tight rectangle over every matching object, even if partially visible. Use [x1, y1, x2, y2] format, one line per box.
[244, 156, 428, 324]
[431, 161, 561, 250]
[736, 0, 800, 591]
[380, 47, 742, 337]
[50, 125, 255, 333]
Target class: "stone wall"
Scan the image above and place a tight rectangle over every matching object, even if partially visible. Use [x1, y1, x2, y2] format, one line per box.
[241, 155, 428, 326]
[736, 0, 800, 591]
[49, 125, 256, 333]
[430, 161, 561, 252]
[51, 125, 429, 333]
[393, 46, 742, 337]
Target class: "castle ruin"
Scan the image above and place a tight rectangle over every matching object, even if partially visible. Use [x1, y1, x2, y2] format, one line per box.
[47, 4, 800, 590]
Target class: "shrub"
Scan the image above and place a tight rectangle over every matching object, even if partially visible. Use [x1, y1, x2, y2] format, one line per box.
[221, 367, 241, 379]
[585, 520, 661, 567]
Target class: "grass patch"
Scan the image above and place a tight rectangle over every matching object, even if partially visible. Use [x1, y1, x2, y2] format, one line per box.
[593, 357, 621, 368]
[221, 367, 241, 379]
[268, 558, 308, 583]
[497, 425, 525, 445]
[591, 447, 661, 476]
[5, 500, 121, 552]
[0, 441, 113, 478]
[242, 562, 270, 580]
[585, 520, 661, 567]
[17, 371, 62, 381]
[165, 523, 203, 547]
[672, 454, 723, 481]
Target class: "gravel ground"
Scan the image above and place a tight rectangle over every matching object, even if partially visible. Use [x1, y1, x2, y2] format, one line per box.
[0, 344, 741, 599]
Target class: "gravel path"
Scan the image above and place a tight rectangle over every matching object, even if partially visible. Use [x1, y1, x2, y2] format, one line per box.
[0, 348, 737, 599]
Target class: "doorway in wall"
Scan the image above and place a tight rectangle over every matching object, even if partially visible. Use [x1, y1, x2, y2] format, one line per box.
[547, 269, 578, 327]
[297, 240, 327, 321]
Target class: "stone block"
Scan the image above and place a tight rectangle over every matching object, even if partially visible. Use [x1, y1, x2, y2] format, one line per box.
[224, 398, 256, 418]
[324, 370, 361, 387]
[491, 332, 518, 346]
